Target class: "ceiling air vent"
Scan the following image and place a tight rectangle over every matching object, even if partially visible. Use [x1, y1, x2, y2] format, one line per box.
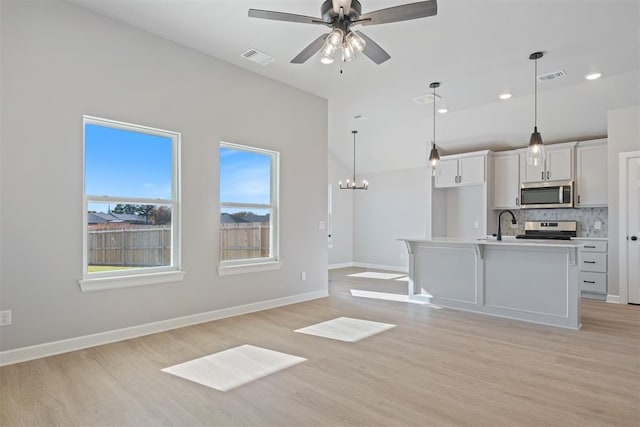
[241, 49, 276, 66]
[538, 70, 567, 81]
[413, 93, 441, 104]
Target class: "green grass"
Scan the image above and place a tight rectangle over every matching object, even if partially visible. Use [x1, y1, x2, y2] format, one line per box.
[88, 265, 137, 273]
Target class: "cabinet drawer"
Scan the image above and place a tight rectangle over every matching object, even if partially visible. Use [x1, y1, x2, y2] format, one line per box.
[579, 241, 607, 252]
[580, 272, 607, 293]
[579, 252, 607, 273]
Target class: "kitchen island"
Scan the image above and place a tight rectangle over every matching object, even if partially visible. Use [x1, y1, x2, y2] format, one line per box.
[399, 237, 583, 329]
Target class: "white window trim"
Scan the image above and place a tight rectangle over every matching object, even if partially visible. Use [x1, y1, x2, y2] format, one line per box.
[81, 116, 182, 291]
[219, 142, 279, 272]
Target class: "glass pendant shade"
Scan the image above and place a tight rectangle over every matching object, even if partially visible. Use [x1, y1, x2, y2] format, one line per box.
[346, 31, 366, 52]
[527, 126, 545, 167]
[320, 41, 336, 64]
[326, 28, 344, 48]
[428, 143, 440, 166]
[342, 43, 356, 62]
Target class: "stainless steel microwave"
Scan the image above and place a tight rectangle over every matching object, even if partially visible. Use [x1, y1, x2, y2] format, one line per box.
[520, 180, 574, 209]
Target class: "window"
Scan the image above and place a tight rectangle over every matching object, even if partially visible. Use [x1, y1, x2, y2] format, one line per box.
[81, 116, 182, 290]
[219, 142, 279, 274]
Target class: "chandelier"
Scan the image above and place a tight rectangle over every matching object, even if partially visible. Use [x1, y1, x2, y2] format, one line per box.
[339, 130, 368, 190]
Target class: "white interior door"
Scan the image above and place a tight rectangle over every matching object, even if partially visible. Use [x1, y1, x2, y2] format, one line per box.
[627, 157, 640, 304]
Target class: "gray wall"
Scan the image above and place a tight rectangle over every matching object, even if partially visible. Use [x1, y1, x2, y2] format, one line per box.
[328, 152, 353, 267]
[353, 167, 430, 270]
[607, 105, 640, 298]
[0, 0, 328, 351]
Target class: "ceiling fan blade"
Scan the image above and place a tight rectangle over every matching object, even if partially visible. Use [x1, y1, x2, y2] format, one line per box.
[359, 0, 438, 26]
[355, 31, 391, 65]
[248, 9, 326, 25]
[291, 33, 329, 64]
[332, 0, 352, 14]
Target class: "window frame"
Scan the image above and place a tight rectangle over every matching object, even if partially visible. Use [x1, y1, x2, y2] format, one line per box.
[218, 141, 280, 272]
[80, 115, 182, 290]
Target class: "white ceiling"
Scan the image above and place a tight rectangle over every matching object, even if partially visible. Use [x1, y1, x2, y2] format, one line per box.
[71, 0, 640, 173]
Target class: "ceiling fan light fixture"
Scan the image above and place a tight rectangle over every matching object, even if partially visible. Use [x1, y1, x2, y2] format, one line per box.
[326, 28, 344, 48]
[346, 31, 366, 52]
[320, 56, 334, 64]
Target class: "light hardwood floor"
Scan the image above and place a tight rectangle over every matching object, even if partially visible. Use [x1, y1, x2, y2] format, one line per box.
[1, 267, 639, 426]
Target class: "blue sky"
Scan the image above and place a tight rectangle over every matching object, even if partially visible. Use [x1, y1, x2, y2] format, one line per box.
[220, 147, 271, 205]
[86, 123, 271, 214]
[85, 123, 172, 201]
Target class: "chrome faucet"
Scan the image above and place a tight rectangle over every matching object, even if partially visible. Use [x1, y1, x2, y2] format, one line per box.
[497, 210, 517, 241]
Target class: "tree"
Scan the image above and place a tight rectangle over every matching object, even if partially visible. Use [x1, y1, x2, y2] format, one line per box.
[150, 206, 171, 225]
[135, 205, 154, 222]
[112, 204, 136, 214]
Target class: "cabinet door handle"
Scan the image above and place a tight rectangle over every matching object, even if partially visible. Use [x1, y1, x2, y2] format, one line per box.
[515, 197, 519, 205]
[547, 171, 550, 180]
[584, 245, 596, 248]
[459, 175, 462, 183]
[583, 280, 596, 284]
[454, 176, 458, 184]
[584, 261, 596, 264]
[577, 195, 581, 204]
[541, 171, 545, 180]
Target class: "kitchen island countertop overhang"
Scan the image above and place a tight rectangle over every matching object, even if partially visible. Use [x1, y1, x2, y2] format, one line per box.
[399, 237, 582, 329]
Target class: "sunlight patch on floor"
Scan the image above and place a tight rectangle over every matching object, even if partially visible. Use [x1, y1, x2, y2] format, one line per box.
[294, 317, 396, 342]
[162, 344, 306, 392]
[347, 271, 406, 280]
[350, 289, 440, 308]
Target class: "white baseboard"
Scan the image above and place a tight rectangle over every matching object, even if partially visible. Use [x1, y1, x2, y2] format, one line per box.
[328, 262, 354, 270]
[606, 294, 626, 304]
[353, 262, 408, 274]
[0, 290, 328, 367]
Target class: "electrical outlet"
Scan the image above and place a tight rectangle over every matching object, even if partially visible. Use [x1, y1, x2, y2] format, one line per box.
[0, 310, 12, 327]
[300, 272, 306, 281]
[473, 221, 480, 229]
[594, 221, 602, 230]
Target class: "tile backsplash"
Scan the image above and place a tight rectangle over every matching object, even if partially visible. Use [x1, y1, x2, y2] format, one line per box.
[498, 207, 608, 238]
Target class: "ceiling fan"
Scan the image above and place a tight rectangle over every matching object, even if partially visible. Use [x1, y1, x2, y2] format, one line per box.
[248, 0, 438, 65]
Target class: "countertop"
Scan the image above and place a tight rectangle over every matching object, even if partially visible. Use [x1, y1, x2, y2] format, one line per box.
[399, 236, 583, 248]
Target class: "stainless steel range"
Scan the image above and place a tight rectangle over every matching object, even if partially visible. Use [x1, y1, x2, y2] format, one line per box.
[516, 221, 577, 240]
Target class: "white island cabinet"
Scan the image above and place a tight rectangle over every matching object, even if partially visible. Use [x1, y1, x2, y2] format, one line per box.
[400, 237, 582, 329]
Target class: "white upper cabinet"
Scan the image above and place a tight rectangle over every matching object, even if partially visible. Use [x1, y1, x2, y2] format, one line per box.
[434, 158, 460, 188]
[521, 142, 575, 183]
[434, 153, 486, 188]
[546, 147, 573, 181]
[576, 139, 608, 207]
[493, 152, 520, 209]
[459, 155, 485, 186]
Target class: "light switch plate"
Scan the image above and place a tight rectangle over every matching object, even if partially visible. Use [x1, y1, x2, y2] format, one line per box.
[0, 310, 12, 326]
[318, 221, 326, 230]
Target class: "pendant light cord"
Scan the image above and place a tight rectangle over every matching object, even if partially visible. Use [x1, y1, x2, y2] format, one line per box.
[433, 85, 436, 146]
[534, 57, 538, 128]
[352, 131, 357, 183]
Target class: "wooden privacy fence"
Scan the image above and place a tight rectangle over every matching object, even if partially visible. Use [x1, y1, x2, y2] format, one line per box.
[220, 223, 270, 261]
[88, 227, 171, 267]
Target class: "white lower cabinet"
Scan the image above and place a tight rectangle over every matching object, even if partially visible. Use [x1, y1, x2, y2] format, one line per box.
[578, 240, 608, 298]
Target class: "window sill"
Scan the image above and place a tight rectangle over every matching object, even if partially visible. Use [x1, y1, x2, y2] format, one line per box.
[79, 270, 186, 292]
[218, 261, 283, 276]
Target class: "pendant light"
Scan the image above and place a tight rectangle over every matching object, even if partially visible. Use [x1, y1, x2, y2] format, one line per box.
[428, 82, 441, 175]
[527, 51, 545, 167]
[339, 130, 368, 190]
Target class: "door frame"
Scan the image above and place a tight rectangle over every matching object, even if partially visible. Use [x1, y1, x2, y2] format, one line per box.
[618, 150, 640, 304]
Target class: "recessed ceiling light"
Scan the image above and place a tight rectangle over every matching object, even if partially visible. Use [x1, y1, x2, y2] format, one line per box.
[499, 93, 513, 100]
[437, 108, 448, 114]
[585, 73, 602, 80]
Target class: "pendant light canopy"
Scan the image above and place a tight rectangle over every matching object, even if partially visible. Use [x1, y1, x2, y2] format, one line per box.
[428, 82, 441, 173]
[339, 130, 368, 190]
[527, 51, 545, 167]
